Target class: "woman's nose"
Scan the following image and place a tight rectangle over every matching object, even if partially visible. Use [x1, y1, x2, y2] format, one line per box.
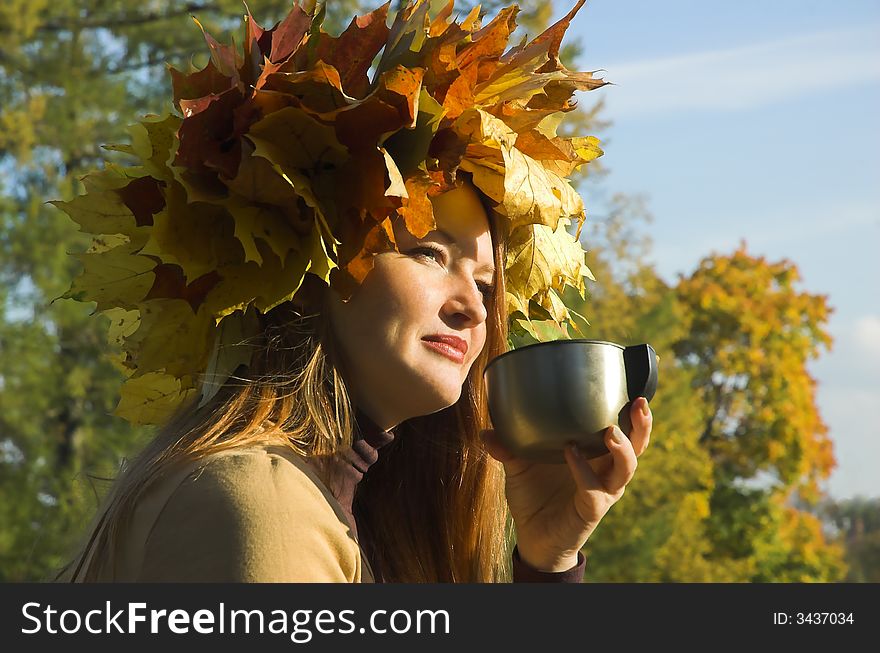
[444, 276, 488, 325]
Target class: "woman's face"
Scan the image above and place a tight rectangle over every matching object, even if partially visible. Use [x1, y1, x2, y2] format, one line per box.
[327, 182, 496, 430]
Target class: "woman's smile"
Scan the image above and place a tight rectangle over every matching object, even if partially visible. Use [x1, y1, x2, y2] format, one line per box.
[421, 338, 466, 364]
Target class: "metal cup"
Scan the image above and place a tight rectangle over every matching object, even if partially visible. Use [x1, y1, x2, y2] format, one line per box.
[483, 339, 658, 462]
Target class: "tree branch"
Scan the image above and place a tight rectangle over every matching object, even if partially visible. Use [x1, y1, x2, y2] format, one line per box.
[105, 50, 196, 75]
[699, 362, 725, 445]
[0, 3, 223, 35]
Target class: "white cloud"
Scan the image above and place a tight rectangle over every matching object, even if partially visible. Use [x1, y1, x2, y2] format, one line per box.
[854, 315, 880, 360]
[597, 26, 880, 118]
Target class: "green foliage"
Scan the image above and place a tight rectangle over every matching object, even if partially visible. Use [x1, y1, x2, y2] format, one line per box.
[820, 496, 880, 582]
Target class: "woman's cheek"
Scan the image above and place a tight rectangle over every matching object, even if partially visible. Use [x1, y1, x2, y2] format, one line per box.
[467, 329, 487, 368]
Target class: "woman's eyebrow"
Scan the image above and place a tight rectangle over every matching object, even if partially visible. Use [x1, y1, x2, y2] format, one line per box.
[428, 228, 496, 275]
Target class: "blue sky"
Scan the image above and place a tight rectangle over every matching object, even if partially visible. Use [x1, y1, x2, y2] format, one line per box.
[556, 0, 880, 499]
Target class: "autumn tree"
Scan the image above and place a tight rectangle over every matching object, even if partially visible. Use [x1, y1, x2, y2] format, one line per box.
[673, 246, 846, 581]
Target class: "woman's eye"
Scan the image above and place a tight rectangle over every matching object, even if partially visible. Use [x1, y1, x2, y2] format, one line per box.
[412, 246, 443, 263]
[476, 283, 494, 301]
[412, 246, 494, 301]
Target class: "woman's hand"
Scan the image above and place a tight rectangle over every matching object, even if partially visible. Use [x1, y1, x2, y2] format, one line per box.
[481, 397, 653, 572]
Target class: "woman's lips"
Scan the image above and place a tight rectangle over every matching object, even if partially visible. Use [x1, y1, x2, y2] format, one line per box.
[421, 339, 466, 364]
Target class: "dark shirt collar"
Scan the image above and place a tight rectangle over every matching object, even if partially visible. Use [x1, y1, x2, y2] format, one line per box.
[351, 407, 396, 461]
[311, 407, 395, 579]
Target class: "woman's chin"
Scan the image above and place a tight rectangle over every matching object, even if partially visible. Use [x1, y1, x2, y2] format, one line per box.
[400, 385, 463, 420]
[380, 359, 466, 418]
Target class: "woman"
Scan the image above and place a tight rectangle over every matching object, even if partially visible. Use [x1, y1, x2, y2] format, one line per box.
[52, 0, 652, 583]
[56, 178, 651, 583]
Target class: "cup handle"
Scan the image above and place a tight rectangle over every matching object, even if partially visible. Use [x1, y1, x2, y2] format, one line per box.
[623, 344, 658, 402]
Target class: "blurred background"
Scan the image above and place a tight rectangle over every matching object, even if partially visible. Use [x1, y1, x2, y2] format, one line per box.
[1, 0, 877, 581]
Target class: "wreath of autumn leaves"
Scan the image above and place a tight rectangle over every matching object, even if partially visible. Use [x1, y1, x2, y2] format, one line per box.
[51, 0, 607, 425]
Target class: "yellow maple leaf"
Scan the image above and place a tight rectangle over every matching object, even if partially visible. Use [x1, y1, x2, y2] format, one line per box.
[139, 181, 243, 282]
[457, 109, 584, 231]
[128, 114, 181, 182]
[114, 371, 199, 426]
[126, 299, 215, 379]
[222, 198, 303, 266]
[197, 306, 261, 409]
[49, 177, 141, 238]
[199, 224, 327, 321]
[505, 216, 592, 306]
[63, 239, 157, 312]
[248, 105, 348, 170]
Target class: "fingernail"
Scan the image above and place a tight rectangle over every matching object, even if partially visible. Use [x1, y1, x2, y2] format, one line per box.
[640, 400, 650, 418]
[568, 443, 581, 458]
[610, 427, 625, 445]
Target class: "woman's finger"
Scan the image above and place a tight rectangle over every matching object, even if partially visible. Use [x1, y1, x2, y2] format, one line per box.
[599, 425, 638, 493]
[585, 450, 614, 479]
[563, 443, 606, 494]
[628, 398, 653, 457]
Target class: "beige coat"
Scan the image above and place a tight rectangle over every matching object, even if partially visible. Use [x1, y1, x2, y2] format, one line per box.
[91, 445, 374, 582]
